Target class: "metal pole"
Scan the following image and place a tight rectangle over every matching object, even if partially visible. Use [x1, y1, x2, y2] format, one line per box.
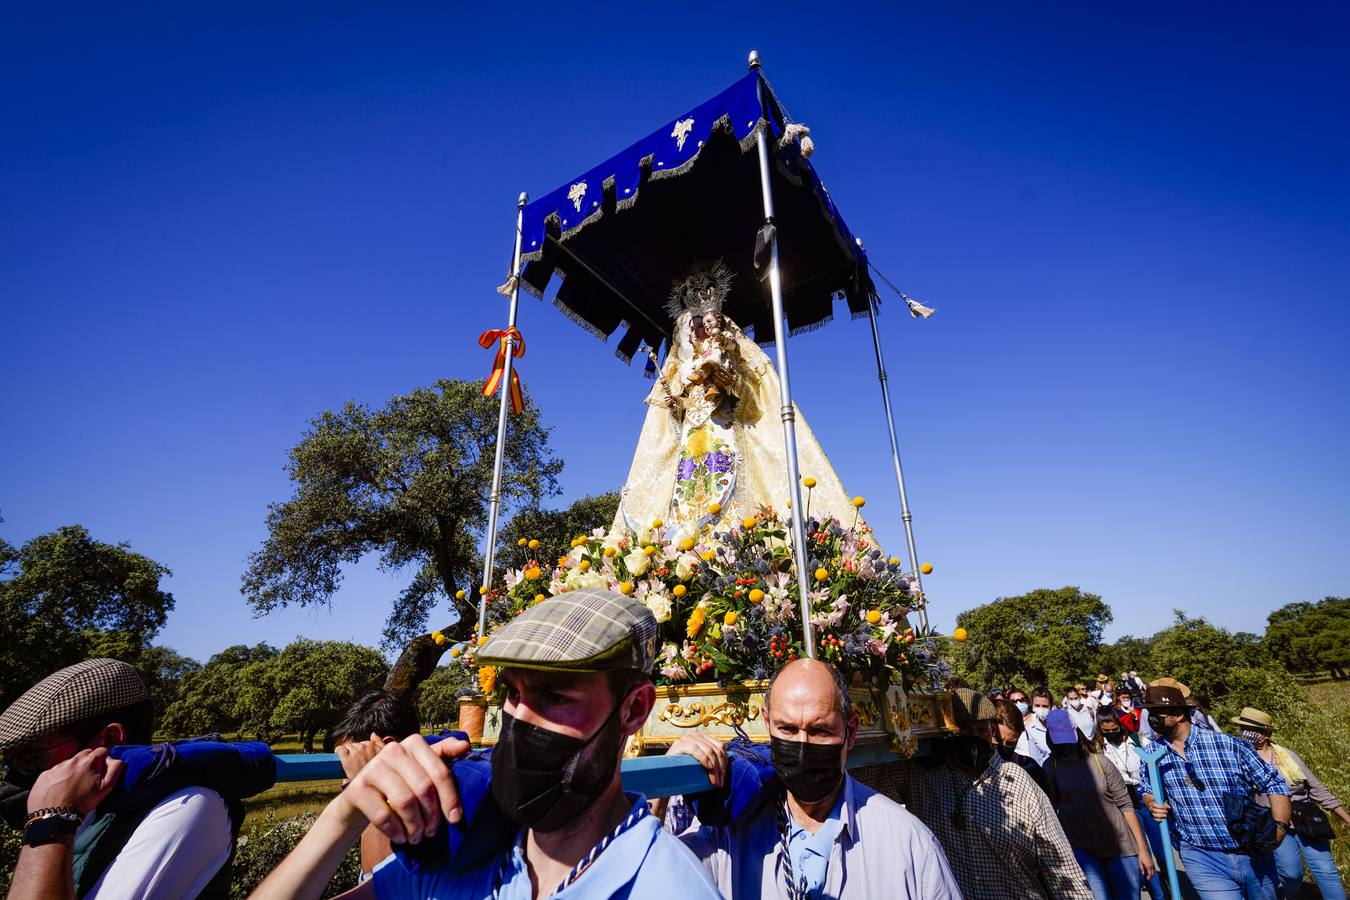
[859, 239, 927, 630]
[750, 51, 815, 660]
[477, 192, 528, 639]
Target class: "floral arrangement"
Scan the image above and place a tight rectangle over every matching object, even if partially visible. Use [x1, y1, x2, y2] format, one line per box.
[457, 496, 944, 692]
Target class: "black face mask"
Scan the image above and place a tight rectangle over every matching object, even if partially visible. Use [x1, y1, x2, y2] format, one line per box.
[1102, 731, 1127, 745]
[995, 740, 1018, 759]
[947, 734, 994, 772]
[1148, 714, 1173, 735]
[490, 700, 626, 833]
[771, 736, 845, 803]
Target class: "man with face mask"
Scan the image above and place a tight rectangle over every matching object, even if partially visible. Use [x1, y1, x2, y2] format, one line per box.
[1, 658, 241, 899]
[665, 659, 961, 898]
[856, 688, 1092, 900]
[1138, 683, 1291, 900]
[253, 588, 722, 900]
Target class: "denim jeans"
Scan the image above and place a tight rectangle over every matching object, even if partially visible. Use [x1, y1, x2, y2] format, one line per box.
[1134, 806, 1170, 899]
[1272, 830, 1347, 900]
[1073, 848, 1142, 900]
[1177, 842, 1279, 900]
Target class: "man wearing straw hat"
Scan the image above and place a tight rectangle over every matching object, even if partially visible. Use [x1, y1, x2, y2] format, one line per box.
[1231, 706, 1349, 900]
[254, 588, 722, 900]
[1139, 682, 1292, 900]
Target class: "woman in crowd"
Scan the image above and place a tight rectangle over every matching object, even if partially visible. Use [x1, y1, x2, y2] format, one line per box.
[1233, 707, 1349, 900]
[1096, 709, 1166, 900]
[1113, 691, 1141, 733]
[1042, 709, 1156, 900]
[992, 698, 1051, 795]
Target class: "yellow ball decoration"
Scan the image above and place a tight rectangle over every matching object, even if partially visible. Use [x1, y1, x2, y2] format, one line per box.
[450, 646, 462, 658]
[802, 476, 817, 488]
[432, 630, 447, 645]
[852, 496, 866, 509]
[741, 516, 757, 530]
[814, 567, 829, 582]
[455, 589, 466, 600]
[953, 627, 968, 642]
[578, 560, 591, 571]
[748, 588, 765, 604]
[534, 593, 546, 605]
[920, 562, 934, 575]
[619, 581, 635, 596]
[700, 550, 716, 562]
[478, 586, 489, 595]
[478, 635, 489, 646]
[603, 546, 617, 558]
[643, 545, 656, 557]
[706, 502, 722, 515]
[723, 611, 738, 626]
[679, 537, 695, 551]
[517, 538, 527, 547]
[866, 610, 882, 625]
[651, 518, 664, 529]
[528, 539, 540, 550]
[673, 584, 687, 597]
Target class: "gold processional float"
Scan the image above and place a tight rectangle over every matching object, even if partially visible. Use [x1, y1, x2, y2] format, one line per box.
[449, 51, 956, 762]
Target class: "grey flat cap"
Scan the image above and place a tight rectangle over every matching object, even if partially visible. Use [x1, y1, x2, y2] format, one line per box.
[0, 659, 149, 750]
[478, 587, 658, 674]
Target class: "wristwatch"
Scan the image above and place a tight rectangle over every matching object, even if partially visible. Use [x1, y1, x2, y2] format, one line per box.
[22, 808, 83, 846]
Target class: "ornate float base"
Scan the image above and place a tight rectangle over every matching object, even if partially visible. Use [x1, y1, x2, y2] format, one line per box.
[479, 682, 956, 759]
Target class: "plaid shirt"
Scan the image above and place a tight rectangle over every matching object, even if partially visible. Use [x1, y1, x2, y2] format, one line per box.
[855, 757, 1092, 900]
[1136, 726, 1289, 851]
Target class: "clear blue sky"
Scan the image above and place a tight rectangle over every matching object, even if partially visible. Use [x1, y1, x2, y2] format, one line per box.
[3, 4, 1347, 664]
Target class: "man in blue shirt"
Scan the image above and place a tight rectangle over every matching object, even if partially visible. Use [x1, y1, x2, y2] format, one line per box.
[665, 658, 961, 899]
[254, 588, 723, 900]
[1138, 682, 1291, 900]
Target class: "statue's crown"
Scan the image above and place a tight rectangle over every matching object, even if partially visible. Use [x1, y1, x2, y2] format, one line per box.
[666, 261, 733, 320]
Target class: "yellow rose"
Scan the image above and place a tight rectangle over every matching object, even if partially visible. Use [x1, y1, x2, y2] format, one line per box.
[478, 635, 488, 646]
[748, 589, 764, 604]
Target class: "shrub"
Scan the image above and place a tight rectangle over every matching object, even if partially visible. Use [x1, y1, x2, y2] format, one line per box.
[229, 813, 359, 898]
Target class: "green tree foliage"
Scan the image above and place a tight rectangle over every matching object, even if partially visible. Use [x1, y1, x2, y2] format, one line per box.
[257, 640, 388, 752]
[1092, 635, 1155, 682]
[1146, 611, 1265, 705]
[949, 587, 1112, 691]
[229, 813, 359, 898]
[82, 632, 201, 719]
[1264, 597, 1350, 679]
[0, 526, 174, 707]
[496, 492, 620, 571]
[416, 665, 468, 728]
[161, 644, 278, 738]
[242, 380, 562, 651]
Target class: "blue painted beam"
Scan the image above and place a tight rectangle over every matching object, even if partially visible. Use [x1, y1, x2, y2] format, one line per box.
[274, 741, 927, 796]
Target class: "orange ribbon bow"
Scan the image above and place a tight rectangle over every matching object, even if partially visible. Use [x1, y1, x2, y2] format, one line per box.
[479, 327, 525, 414]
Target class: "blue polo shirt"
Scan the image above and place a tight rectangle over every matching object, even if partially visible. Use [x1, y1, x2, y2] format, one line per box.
[783, 789, 844, 897]
[373, 793, 723, 900]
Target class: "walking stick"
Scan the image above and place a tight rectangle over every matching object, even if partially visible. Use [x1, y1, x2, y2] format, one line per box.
[1136, 741, 1183, 900]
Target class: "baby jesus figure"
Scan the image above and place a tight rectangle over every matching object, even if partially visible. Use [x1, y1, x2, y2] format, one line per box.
[680, 310, 738, 418]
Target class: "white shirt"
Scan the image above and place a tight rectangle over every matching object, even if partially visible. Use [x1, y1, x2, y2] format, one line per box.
[1100, 739, 1142, 787]
[1017, 718, 1050, 765]
[80, 786, 232, 899]
[1063, 701, 1096, 738]
[677, 775, 962, 899]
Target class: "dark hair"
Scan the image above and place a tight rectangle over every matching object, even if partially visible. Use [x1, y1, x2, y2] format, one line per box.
[765, 660, 852, 723]
[327, 690, 419, 749]
[1031, 687, 1053, 705]
[943, 676, 970, 691]
[992, 699, 1025, 738]
[68, 699, 154, 747]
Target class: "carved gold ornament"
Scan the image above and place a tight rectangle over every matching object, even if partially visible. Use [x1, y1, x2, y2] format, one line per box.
[659, 700, 762, 728]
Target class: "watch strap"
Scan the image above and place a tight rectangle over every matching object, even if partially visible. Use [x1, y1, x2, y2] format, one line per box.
[22, 808, 84, 846]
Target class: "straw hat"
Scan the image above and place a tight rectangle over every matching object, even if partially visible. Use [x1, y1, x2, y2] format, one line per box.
[1229, 707, 1275, 732]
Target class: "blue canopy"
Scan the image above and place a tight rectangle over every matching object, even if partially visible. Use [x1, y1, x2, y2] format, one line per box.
[517, 69, 877, 363]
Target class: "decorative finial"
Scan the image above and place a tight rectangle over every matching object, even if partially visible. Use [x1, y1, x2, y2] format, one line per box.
[517, 192, 528, 208]
[748, 50, 762, 71]
[855, 237, 865, 249]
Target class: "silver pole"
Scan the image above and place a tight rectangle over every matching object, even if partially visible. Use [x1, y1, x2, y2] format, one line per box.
[750, 51, 815, 660]
[477, 192, 528, 639]
[859, 241, 927, 630]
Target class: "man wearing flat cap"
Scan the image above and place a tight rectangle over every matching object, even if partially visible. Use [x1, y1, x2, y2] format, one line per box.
[1138, 682, 1291, 900]
[1, 658, 236, 898]
[856, 687, 1093, 899]
[255, 587, 723, 900]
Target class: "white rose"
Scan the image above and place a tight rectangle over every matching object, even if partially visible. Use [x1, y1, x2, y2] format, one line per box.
[645, 595, 673, 623]
[624, 550, 651, 577]
[675, 553, 698, 580]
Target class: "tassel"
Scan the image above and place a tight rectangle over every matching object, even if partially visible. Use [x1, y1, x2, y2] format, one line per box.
[902, 294, 935, 319]
[779, 123, 814, 158]
[496, 275, 519, 298]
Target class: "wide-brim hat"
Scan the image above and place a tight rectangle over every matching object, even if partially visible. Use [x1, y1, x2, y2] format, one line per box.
[1142, 683, 1189, 709]
[477, 587, 658, 674]
[1230, 707, 1275, 732]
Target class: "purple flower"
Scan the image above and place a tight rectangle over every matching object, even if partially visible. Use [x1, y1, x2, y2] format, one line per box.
[676, 458, 699, 481]
[706, 451, 732, 474]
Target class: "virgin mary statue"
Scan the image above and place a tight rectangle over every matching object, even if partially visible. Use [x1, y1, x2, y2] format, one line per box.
[614, 262, 868, 538]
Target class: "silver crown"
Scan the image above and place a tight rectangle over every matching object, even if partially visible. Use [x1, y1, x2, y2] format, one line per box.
[666, 261, 733, 320]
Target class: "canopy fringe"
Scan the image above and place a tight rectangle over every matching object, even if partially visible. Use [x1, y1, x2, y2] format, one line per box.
[552, 293, 610, 342]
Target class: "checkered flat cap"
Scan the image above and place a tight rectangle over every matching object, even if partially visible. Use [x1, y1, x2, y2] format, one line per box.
[0, 658, 149, 750]
[478, 587, 658, 674]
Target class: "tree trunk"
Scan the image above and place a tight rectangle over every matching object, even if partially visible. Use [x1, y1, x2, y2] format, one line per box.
[384, 630, 453, 700]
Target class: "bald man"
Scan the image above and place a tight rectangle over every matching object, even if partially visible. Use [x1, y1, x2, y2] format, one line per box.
[666, 659, 961, 899]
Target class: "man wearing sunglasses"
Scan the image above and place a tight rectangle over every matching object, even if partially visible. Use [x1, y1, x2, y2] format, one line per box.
[1139, 683, 1291, 899]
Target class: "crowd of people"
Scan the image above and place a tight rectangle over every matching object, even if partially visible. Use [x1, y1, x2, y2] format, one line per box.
[1, 590, 1346, 899]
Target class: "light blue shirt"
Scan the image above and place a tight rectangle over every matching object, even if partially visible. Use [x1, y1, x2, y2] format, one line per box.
[784, 790, 844, 897]
[373, 793, 723, 900]
[678, 775, 962, 900]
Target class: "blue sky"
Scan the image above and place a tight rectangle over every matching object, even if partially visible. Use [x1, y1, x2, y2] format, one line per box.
[3, 4, 1347, 664]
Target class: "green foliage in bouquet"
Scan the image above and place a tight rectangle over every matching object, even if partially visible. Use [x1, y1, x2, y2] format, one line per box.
[461, 506, 942, 690]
